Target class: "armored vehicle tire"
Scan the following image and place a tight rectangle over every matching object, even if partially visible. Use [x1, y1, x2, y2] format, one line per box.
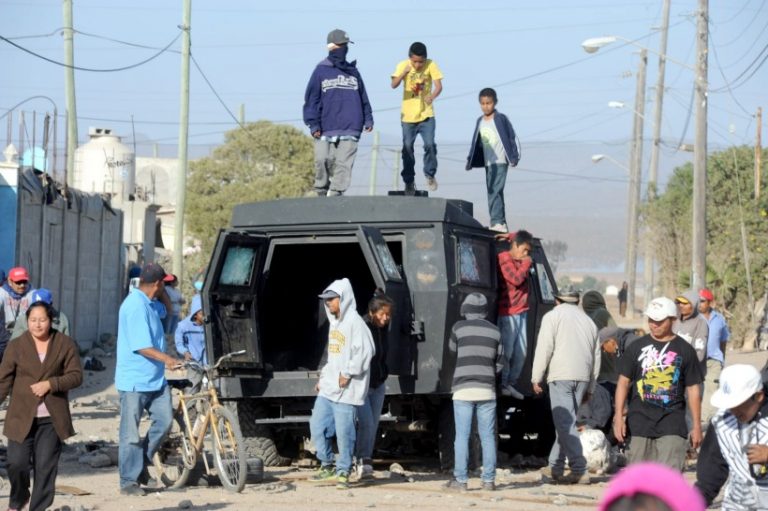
[242, 434, 292, 467]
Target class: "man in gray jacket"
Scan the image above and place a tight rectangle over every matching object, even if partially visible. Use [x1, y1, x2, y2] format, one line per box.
[673, 289, 709, 376]
[532, 288, 600, 484]
[309, 278, 374, 489]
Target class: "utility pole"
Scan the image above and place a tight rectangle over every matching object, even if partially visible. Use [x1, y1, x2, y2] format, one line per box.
[393, 149, 401, 190]
[239, 103, 245, 126]
[173, 0, 191, 276]
[369, 131, 379, 196]
[643, 0, 670, 305]
[625, 49, 647, 319]
[756, 107, 762, 200]
[62, 0, 77, 185]
[691, 0, 709, 290]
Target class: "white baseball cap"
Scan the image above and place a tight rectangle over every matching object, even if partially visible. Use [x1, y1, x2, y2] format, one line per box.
[644, 297, 678, 321]
[711, 364, 763, 409]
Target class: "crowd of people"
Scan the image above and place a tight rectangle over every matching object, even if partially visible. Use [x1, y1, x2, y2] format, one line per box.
[302, 29, 520, 233]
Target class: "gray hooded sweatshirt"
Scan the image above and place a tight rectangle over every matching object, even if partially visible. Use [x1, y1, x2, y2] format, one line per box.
[672, 289, 709, 368]
[318, 278, 375, 406]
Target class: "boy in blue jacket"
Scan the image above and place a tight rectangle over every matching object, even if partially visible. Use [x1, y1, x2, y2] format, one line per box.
[465, 88, 520, 233]
[303, 29, 373, 197]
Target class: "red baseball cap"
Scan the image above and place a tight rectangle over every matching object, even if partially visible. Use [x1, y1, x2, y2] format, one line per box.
[699, 288, 714, 301]
[8, 267, 29, 282]
[163, 273, 176, 283]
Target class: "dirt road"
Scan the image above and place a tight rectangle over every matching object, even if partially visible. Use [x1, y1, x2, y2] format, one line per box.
[1, 349, 763, 510]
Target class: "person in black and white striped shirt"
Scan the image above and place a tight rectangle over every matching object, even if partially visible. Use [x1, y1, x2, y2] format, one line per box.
[444, 293, 503, 492]
[696, 364, 768, 510]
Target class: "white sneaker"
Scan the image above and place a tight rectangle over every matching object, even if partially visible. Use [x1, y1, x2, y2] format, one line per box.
[501, 385, 525, 400]
[490, 223, 508, 233]
[360, 464, 374, 480]
[426, 176, 438, 191]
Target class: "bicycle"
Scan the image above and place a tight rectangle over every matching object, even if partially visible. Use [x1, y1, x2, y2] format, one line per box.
[153, 350, 248, 493]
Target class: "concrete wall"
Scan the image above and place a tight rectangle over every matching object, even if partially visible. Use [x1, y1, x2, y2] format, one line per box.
[0, 145, 19, 273]
[16, 169, 124, 349]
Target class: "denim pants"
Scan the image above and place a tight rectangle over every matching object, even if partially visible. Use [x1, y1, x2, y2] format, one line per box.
[118, 386, 173, 489]
[401, 117, 437, 183]
[547, 380, 587, 473]
[498, 312, 527, 387]
[453, 399, 497, 483]
[314, 138, 359, 195]
[485, 163, 509, 226]
[355, 383, 386, 462]
[310, 395, 357, 475]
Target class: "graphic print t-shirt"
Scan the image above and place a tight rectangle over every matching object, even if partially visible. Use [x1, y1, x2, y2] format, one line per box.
[618, 334, 703, 438]
[480, 117, 506, 166]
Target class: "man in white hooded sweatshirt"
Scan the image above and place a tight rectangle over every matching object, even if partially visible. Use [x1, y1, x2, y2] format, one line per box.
[309, 278, 375, 489]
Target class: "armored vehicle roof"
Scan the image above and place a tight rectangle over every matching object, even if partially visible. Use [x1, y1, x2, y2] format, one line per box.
[231, 196, 480, 229]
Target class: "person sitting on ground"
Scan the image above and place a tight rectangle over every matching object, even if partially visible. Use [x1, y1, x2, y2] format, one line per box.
[599, 462, 705, 511]
[11, 288, 70, 340]
[696, 364, 768, 509]
[444, 293, 503, 492]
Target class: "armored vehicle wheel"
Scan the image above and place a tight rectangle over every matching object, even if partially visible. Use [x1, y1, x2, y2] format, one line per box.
[242, 434, 291, 467]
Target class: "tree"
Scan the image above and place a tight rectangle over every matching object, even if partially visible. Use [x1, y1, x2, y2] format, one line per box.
[646, 145, 768, 346]
[186, 121, 314, 252]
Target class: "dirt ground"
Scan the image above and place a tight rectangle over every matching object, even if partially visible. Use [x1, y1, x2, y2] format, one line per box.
[0, 348, 764, 511]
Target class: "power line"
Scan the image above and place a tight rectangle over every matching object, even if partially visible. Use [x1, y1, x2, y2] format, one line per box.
[0, 30, 182, 72]
[707, 29, 753, 116]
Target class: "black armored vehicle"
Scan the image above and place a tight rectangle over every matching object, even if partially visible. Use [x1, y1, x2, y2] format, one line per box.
[202, 196, 558, 467]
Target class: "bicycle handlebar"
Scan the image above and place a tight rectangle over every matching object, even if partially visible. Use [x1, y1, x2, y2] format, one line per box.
[181, 350, 246, 374]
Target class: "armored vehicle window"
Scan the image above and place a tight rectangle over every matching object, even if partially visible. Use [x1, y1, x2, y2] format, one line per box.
[220, 246, 256, 286]
[535, 263, 555, 303]
[457, 236, 492, 287]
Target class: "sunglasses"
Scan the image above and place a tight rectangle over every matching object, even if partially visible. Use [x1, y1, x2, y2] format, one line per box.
[11, 280, 29, 285]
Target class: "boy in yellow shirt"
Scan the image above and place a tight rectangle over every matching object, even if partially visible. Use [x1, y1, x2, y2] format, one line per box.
[391, 42, 443, 195]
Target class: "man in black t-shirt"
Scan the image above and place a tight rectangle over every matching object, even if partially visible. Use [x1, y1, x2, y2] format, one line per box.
[613, 297, 704, 471]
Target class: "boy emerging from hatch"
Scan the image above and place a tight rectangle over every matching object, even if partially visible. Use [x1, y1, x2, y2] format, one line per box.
[309, 278, 374, 489]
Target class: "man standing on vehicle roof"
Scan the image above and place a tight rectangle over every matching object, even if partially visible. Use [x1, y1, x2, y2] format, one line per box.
[309, 278, 374, 490]
[496, 230, 534, 400]
[303, 29, 373, 197]
[116, 263, 181, 497]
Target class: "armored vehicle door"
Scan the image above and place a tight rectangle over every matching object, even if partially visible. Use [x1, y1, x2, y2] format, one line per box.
[203, 230, 268, 374]
[355, 226, 413, 376]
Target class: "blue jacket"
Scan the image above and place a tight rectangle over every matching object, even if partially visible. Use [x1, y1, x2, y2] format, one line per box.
[465, 111, 520, 170]
[175, 295, 206, 364]
[303, 59, 373, 137]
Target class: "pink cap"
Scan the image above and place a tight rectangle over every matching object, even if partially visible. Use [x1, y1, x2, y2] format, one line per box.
[8, 267, 29, 282]
[598, 463, 705, 511]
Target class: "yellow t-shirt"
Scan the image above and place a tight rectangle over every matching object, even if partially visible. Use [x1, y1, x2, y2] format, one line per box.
[391, 59, 444, 123]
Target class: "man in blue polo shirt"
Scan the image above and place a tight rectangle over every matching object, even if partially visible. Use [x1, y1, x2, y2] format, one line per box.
[698, 288, 731, 426]
[116, 263, 181, 496]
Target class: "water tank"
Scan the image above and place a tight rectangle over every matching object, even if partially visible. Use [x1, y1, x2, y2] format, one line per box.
[73, 127, 135, 199]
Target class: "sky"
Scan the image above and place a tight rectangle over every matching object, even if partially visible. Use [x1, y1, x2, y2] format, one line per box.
[1, 0, 766, 272]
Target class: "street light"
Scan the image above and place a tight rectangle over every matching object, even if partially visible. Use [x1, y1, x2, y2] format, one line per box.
[583, 19, 709, 291]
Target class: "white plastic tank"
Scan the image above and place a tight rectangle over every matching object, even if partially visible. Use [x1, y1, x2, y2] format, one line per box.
[73, 127, 135, 199]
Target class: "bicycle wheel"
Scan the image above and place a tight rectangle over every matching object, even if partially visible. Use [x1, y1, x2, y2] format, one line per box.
[153, 398, 201, 488]
[210, 405, 247, 492]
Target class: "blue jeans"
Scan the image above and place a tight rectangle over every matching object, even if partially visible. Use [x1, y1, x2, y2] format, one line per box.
[310, 395, 357, 475]
[401, 117, 437, 183]
[355, 383, 386, 462]
[499, 312, 527, 387]
[118, 386, 173, 488]
[485, 163, 509, 226]
[548, 380, 587, 473]
[453, 399, 497, 483]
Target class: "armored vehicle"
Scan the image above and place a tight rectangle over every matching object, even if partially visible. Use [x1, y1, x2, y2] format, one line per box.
[202, 196, 558, 467]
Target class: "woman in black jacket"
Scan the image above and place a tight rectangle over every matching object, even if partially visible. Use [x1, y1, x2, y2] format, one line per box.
[354, 291, 394, 480]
